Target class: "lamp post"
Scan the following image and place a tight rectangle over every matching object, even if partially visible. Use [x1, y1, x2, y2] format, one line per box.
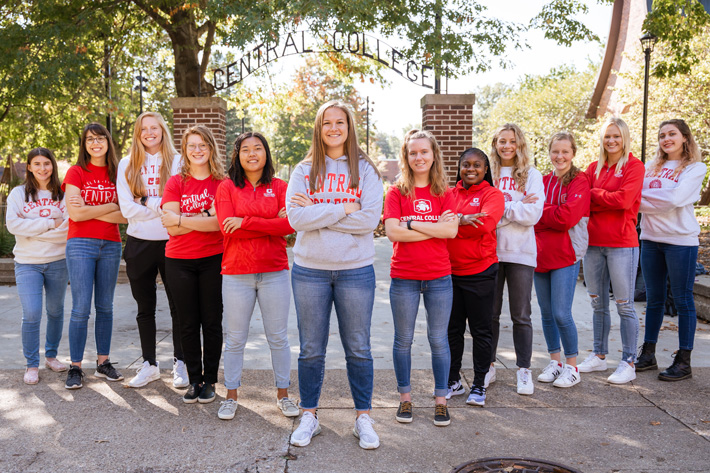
[640, 32, 657, 163]
[134, 71, 148, 115]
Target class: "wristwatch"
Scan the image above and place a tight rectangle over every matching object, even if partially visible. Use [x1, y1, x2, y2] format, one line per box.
[406, 219, 413, 231]
[203, 208, 211, 217]
[140, 196, 148, 206]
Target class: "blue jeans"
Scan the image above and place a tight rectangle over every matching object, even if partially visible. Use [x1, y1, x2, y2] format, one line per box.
[66, 238, 121, 363]
[291, 263, 375, 411]
[583, 246, 639, 363]
[16, 260, 68, 368]
[390, 276, 452, 397]
[534, 262, 580, 358]
[641, 240, 698, 350]
[223, 270, 291, 390]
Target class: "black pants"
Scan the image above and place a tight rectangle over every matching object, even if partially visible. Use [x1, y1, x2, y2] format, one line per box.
[449, 264, 497, 387]
[124, 236, 182, 365]
[164, 253, 223, 385]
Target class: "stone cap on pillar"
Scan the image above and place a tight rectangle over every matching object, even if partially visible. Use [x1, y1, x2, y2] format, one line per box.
[420, 94, 476, 107]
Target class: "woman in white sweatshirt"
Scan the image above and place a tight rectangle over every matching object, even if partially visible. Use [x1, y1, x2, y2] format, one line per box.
[636, 119, 706, 381]
[489, 123, 544, 396]
[117, 112, 186, 388]
[7, 148, 69, 384]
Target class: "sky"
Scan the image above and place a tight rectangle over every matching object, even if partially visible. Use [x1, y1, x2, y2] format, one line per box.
[353, 0, 613, 134]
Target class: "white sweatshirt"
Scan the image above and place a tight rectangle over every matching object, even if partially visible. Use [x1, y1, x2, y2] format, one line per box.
[495, 166, 545, 267]
[639, 160, 707, 246]
[6, 185, 68, 264]
[117, 152, 182, 241]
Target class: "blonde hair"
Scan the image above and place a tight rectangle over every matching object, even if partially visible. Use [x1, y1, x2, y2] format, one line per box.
[548, 131, 580, 187]
[305, 100, 380, 193]
[126, 112, 177, 197]
[489, 123, 531, 192]
[395, 129, 448, 198]
[180, 125, 225, 180]
[649, 119, 702, 179]
[596, 117, 632, 178]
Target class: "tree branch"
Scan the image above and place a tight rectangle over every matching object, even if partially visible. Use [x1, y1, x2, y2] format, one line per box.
[131, 0, 171, 31]
[200, 20, 215, 78]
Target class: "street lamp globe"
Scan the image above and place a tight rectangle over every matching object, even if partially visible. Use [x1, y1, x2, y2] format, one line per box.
[640, 32, 658, 53]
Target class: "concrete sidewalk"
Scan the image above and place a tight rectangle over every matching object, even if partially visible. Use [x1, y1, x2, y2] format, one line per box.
[1, 238, 709, 472]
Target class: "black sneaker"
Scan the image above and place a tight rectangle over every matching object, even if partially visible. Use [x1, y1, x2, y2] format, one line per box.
[184, 383, 202, 404]
[433, 404, 450, 427]
[65, 365, 84, 390]
[198, 383, 216, 404]
[395, 401, 413, 423]
[95, 359, 124, 381]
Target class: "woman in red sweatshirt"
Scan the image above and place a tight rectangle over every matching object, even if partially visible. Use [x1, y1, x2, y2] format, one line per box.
[447, 148, 504, 407]
[214, 132, 296, 421]
[533, 132, 590, 389]
[578, 117, 644, 385]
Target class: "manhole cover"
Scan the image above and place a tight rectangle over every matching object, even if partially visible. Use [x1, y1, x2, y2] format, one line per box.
[450, 457, 582, 473]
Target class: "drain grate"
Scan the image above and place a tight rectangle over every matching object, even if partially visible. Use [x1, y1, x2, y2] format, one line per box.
[450, 457, 582, 473]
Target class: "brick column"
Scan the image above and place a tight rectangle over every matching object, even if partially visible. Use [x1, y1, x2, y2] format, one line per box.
[170, 97, 228, 163]
[421, 94, 476, 186]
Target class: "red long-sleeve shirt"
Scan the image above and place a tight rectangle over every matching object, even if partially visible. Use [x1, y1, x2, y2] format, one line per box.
[447, 180, 505, 276]
[585, 154, 644, 247]
[534, 172, 590, 273]
[215, 178, 294, 275]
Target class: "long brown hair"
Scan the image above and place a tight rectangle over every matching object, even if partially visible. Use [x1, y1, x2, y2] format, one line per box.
[305, 100, 380, 193]
[180, 125, 226, 180]
[650, 119, 702, 178]
[126, 112, 177, 197]
[77, 123, 118, 183]
[548, 131, 580, 187]
[396, 129, 448, 198]
[489, 123, 531, 192]
[24, 147, 63, 203]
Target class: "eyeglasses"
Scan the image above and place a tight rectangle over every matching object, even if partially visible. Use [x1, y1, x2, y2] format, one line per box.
[141, 126, 161, 134]
[186, 144, 209, 151]
[86, 136, 107, 144]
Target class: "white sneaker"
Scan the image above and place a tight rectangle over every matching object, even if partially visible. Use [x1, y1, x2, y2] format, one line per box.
[578, 353, 608, 373]
[607, 361, 636, 384]
[484, 365, 496, 388]
[433, 379, 466, 400]
[127, 361, 160, 388]
[218, 399, 238, 420]
[538, 360, 563, 383]
[172, 358, 189, 388]
[277, 397, 300, 417]
[516, 368, 534, 395]
[290, 412, 321, 447]
[553, 364, 581, 388]
[353, 413, 380, 449]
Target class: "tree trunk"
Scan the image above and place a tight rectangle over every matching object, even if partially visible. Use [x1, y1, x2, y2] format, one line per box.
[165, 14, 214, 97]
[699, 185, 710, 205]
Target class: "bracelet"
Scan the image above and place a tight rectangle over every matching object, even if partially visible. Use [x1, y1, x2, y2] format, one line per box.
[203, 208, 211, 217]
[407, 219, 413, 231]
[178, 215, 181, 228]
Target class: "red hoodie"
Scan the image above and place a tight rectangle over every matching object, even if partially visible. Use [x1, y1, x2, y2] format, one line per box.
[447, 180, 505, 276]
[215, 178, 294, 275]
[585, 153, 644, 248]
[534, 172, 590, 273]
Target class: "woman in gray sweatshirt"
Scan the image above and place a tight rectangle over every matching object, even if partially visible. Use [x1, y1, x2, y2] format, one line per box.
[286, 100, 383, 450]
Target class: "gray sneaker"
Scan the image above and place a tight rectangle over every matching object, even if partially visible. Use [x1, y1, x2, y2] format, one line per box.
[218, 399, 238, 420]
[277, 397, 300, 417]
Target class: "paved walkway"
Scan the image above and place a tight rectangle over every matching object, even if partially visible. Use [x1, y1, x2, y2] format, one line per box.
[0, 238, 709, 472]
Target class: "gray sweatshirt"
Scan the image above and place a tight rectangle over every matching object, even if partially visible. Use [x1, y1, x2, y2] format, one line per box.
[286, 155, 383, 270]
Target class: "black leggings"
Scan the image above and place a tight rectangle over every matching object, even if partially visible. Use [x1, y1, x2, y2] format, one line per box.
[164, 254, 223, 385]
[124, 236, 182, 365]
[449, 263, 497, 387]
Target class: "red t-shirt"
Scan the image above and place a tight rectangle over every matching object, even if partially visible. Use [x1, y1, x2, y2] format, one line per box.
[161, 174, 224, 259]
[383, 184, 455, 280]
[61, 163, 121, 242]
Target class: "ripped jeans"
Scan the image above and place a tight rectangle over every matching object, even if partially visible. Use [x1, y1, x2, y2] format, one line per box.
[582, 246, 639, 363]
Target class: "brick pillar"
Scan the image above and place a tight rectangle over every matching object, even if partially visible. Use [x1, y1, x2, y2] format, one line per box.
[170, 97, 228, 163]
[421, 94, 476, 186]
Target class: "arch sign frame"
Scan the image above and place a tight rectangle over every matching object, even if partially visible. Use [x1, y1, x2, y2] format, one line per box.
[212, 30, 447, 91]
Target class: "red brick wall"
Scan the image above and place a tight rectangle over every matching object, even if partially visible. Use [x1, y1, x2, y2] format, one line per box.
[421, 94, 476, 186]
[170, 97, 228, 166]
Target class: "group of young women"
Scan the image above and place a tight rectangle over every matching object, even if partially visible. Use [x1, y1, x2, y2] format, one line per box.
[12, 100, 705, 450]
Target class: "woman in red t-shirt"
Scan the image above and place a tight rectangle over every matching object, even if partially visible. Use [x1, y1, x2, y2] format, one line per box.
[161, 125, 225, 404]
[213, 131, 296, 421]
[446, 148, 504, 407]
[62, 123, 128, 390]
[384, 129, 458, 427]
